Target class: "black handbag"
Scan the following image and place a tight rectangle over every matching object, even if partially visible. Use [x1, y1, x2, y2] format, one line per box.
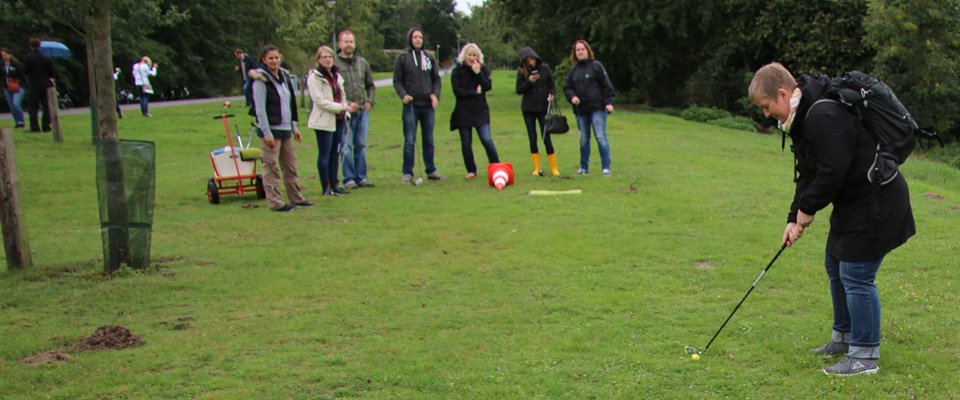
[544, 100, 569, 134]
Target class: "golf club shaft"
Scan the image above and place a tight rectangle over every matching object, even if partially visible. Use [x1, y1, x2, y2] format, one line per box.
[701, 243, 787, 353]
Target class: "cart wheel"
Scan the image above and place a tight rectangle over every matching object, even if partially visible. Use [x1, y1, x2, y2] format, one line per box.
[255, 175, 266, 199]
[207, 178, 220, 204]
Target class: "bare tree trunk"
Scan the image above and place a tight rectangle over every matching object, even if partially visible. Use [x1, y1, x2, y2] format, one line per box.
[88, 0, 130, 272]
[0, 127, 32, 270]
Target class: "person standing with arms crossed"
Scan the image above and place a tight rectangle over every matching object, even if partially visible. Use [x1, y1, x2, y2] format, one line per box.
[749, 62, 915, 376]
[335, 30, 377, 189]
[393, 27, 444, 184]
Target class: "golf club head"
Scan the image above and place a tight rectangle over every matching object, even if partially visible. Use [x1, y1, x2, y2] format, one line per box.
[684, 345, 703, 355]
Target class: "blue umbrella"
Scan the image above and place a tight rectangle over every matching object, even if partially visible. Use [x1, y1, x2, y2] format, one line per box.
[39, 41, 72, 58]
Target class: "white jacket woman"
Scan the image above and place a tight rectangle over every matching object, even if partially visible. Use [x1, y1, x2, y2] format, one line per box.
[307, 46, 357, 196]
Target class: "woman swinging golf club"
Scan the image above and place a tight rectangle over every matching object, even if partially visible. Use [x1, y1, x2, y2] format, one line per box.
[748, 62, 915, 376]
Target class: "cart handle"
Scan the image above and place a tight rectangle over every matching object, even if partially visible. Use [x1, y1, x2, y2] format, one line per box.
[213, 114, 236, 119]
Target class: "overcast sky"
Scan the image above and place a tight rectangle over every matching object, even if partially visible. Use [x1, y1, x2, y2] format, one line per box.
[455, 0, 484, 15]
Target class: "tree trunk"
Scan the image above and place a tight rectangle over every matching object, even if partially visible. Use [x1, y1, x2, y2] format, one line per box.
[87, 0, 130, 272]
[0, 127, 32, 269]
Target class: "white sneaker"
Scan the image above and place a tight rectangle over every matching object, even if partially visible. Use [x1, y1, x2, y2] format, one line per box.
[602, 169, 611, 176]
[577, 168, 587, 175]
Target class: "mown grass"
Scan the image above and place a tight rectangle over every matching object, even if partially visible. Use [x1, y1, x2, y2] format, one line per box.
[1, 71, 959, 399]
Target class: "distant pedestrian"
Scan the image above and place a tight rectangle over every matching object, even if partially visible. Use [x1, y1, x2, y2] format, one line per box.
[450, 43, 498, 179]
[21, 38, 55, 132]
[393, 27, 444, 184]
[563, 40, 616, 176]
[308, 45, 355, 197]
[112, 67, 123, 119]
[234, 48, 257, 107]
[335, 30, 377, 189]
[1, 48, 26, 128]
[250, 44, 313, 212]
[516, 47, 558, 176]
[132, 56, 157, 117]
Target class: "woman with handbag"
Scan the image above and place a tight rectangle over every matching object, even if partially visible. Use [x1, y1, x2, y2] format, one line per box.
[563, 40, 616, 176]
[515, 47, 559, 176]
[131, 56, 157, 117]
[1, 48, 26, 128]
[450, 43, 499, 180]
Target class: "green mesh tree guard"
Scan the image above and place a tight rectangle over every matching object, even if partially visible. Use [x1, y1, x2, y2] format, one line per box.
[96, 139, 156, 269]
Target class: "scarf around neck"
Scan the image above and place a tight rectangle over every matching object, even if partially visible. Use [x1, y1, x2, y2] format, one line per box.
[778, 87, 803, 132]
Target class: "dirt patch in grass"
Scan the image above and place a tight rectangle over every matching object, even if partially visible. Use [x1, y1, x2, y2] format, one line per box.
[694, 260, 715, 270]
[19, 351, 70, 365]
[923, 192, 945, 200]
[69, 325, 145, 352]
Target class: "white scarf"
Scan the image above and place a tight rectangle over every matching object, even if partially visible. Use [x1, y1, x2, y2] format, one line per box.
[778, 88, 803, 132]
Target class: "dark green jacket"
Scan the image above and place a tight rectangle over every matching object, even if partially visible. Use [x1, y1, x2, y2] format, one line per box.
[334, 52, 375, 105]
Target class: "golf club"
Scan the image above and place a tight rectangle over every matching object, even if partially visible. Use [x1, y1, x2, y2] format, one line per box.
[685, 243, 788, 356]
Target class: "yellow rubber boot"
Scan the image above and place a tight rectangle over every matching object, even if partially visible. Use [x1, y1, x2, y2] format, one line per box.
[547, 153, 560, 176]
[531, 153, 543, 176]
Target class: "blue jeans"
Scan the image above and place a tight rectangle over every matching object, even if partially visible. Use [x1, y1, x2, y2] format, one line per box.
[137, 85, 150, 115]
[575, 110, 611, 171]
[341, 110, 369, 183]
[3, 89, 25, 125]
[523, 111, 553, 154]
[825, 253, 884, 358]
[314, 120, 344, 187]
[458, 124, 499, 174]
[401, 104, 436, 175]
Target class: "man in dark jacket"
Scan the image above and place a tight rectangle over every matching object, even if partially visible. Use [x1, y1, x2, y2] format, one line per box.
[335, 30, 377, 189]
[21, 38, 55, 132]
[235, 49, 258, 107]
[749, 62, 915, 376]
[392, 27, 444, 183]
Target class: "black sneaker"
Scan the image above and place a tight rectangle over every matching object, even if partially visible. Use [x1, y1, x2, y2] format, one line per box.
[332, 186, 350, 195]
[272, 204, 296, 212]
[823, 357, 879, 376]
[296, 201, 315, 207]
[809, 340, 849, 356]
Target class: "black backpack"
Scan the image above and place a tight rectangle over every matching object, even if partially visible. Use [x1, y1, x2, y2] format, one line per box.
[816, 71, 942, 184]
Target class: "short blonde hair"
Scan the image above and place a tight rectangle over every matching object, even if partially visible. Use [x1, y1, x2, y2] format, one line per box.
[142, 56, 152, 65]
[315, 45, 335, 64]
[456, 43, 484, 65]
[748, 62, 797, 102]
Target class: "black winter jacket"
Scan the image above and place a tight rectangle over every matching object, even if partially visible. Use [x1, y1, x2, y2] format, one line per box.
[21, 49, 54, 90]
[449, 63, 492, 130]
[515, 47, 555, 113]
[563, 59, 615, 115]
[392, 28, 441, 108]
[789, 74, 915, 261]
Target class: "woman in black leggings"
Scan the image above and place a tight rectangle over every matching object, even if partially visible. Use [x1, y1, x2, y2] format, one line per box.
[515, 47, 558, 176]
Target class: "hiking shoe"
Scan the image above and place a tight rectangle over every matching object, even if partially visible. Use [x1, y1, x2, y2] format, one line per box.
[427, 172, 446, 181]
[344, 181, 359, 189]
[401, 174, 413, 185]
[823, 357, 879, 376]
[357, 179, 375, 188]
[577, 168, 588, 175]
[810, 340, 849, 356]
[602, 168, 611, 176]
[272, 204, 296, 212]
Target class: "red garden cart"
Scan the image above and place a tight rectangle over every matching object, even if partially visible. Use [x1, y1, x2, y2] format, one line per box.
[206, 114, 265, 204]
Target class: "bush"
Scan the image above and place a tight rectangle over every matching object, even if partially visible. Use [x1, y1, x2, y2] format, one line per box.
[708, 116, 758, 132]
[680, 105, 731, 122]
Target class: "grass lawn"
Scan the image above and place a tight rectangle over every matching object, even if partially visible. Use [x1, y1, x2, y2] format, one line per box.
[2, 71, 959, 399]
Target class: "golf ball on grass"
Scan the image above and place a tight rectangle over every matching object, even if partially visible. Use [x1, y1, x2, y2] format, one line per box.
[691, 354, 700, 361]
[414, 177, 424, 185]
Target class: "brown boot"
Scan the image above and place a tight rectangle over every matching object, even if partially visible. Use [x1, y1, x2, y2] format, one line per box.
[547, 153, 560, 176]
[531, 153, 543, 176]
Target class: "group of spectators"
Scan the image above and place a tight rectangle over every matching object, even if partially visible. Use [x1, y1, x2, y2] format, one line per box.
[241, 29, 619, 212]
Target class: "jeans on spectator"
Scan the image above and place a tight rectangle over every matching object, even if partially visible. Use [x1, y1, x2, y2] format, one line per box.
[458, 124, 499, 174]
[401, 104, 436, 175]
[315, 120, 344, 188]
[575, 110, 611, 171]
[3, 88, 25, 126]
[824, 253, 884, 359]
[342, 110, 369, 183]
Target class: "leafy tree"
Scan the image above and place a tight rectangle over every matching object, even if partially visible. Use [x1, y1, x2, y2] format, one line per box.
[865, 0, 960, 138]
[458, 2, 517, 67]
